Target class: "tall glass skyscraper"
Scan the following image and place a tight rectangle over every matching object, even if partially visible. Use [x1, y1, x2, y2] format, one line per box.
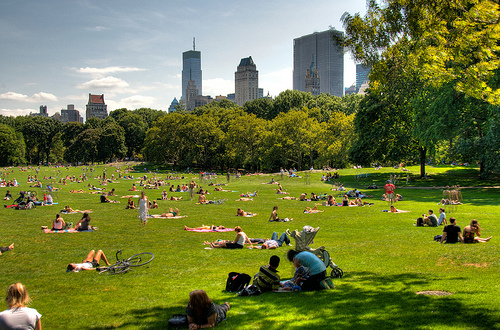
[293, 30, 344, 97]
[356, 64, 371, 93]
[181, 42, 202, 100]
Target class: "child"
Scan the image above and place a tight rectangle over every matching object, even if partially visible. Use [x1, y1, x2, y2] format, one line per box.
[278, 266, 308, 292]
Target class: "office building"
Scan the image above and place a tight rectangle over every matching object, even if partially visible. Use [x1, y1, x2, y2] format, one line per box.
[235, 56, 259, 106]
[293, 29, 344, 97]
[168, 98, 179, 112]
[86, 94, 108, 120]
[60, 104, 83, 123]
[305, 55, 321, 96]
[182, 38, 202, 100]
[356, 64, 371, 93]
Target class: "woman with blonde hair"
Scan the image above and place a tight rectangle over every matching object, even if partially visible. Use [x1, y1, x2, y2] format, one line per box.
[186, 290, 229, 329]
[0, 283, 42, 329]
[463, 219, 493, 243]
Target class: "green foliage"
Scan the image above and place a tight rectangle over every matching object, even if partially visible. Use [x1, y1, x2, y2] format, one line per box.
[0, 123, 25, 165]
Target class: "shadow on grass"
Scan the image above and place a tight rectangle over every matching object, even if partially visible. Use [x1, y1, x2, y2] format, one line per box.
[86, 271, 499, 329]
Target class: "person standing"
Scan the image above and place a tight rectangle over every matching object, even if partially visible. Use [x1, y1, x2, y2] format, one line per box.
[189, 181, 196, 201]
[384, 180, 396, 205]
[0, 283, 42, 330]
[440, 217, 462, 243]
[138, 191, 149, 226]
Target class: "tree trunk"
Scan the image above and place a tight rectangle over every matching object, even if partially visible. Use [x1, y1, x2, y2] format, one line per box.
[419, 146, 426, 178]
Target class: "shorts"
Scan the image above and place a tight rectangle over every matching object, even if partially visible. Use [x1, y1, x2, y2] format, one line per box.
[386, 193, 394, 199]
[225, 243, 244, 249]
[91, 260, 99, 268]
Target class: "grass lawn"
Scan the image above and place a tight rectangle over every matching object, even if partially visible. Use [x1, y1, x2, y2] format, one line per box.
[1, 163, 499, 329]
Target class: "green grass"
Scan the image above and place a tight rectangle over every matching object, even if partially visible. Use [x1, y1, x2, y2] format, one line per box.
[1, 164, 499, 329]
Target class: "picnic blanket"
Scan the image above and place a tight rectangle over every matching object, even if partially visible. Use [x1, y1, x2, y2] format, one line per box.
[43, 228, 93, 233]
[237, 213, 258, 217]
[185, 227, 234, 232]
[147, 215, 188, 219]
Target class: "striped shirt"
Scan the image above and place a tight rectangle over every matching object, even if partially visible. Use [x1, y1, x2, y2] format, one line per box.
[253, 265, 280, 292]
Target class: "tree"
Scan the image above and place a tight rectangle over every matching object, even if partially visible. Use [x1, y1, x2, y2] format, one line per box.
[98, 121, 127, 162]
[0, 123, 25, 165]
[118, 113, 147, 158]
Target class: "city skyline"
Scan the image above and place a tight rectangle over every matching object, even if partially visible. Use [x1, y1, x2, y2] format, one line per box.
[0, 0, 368, 119]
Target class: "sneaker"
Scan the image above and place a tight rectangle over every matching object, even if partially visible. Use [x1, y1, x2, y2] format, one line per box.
[325, 277, 335, 289]
[320, 279, 330, 290]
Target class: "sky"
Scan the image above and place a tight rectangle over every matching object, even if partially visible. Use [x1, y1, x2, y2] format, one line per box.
[0, 0, 368, 119]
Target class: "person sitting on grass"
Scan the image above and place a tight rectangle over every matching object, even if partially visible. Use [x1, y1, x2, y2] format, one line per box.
[253, 255, 281, 292]
[438, 207, 447, 225]
[342, 195, 349, 206]
[161, 190, 168, 200]
[126, 198, 136, 209]
[0, 283, 42, 330]
[327, 195, 336, 206]
[129, 184, 137, 191]
[207, 226, 252, 249]
[422, 209, 438, 227]
[236, 208, 254, 217]
[160, 208, 180, 218]
[198, 192, 207, 204]
[3, 190, 11, 200]
[100, 193, 119, 203]
[287, 249, 333, 291]
[0, 243, 14, 255]
[51, 213, 66, 231]
[269, 205, 293, 222]
[440, 217, 463, 244]
[463, 219, 493, 243]
[66, 249, 110, 272]
[185, 290, 230, 330]
[303, 206, 325, 214]
[74, 212, 91, 231]
[149, 200, 158, 209]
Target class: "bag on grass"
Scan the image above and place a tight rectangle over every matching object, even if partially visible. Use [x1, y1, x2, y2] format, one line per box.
[416, 217, 424, 227]
[238, 284, 261, 296]
[225, 272, 251, 292]
[434, 235, 443, 242]
[168, 314, 188, 329]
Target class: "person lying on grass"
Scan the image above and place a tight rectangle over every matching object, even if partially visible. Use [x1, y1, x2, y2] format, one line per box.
[205, 226, 252, 249]
[100, 193, 119, 203]
[186, 290, 230, 330]
[236, 208, 254, 217]
[0, 243, 14, 255]
[61, 205, 93, 214]
[185, 225, 226, 231]
[252, 232, 291, 249]
[463, 219, 493, 243]
[236, 197, 253, 201]
[277, 265, 309, 292]
[160, 208, 180, 218]
[66, 249, 110, 272]
[303, 206, 324, 214]
[241, 191, 258, 197]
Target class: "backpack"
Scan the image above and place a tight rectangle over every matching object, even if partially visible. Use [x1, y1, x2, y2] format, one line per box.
[416, 217, 424, 227]
[225, 272, 251, 292]
[168, 314, 188, 329]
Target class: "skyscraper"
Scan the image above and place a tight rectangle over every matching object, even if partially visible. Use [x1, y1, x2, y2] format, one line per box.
[356, 64, 371, 93]
[235, 56, 259, 106]
[181, 38, 202, 100]
[86, 94, 107, 121]
[293, 29, 344, 97]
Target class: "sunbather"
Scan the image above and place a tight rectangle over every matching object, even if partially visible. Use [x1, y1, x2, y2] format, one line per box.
[236, 208, 254, 217]
[159, 208, 180, 218]
[0, 243, 14, 255]
[185, 225, 225, 231]
[303, 206, 324, 214]
[66, 249, 110, 272]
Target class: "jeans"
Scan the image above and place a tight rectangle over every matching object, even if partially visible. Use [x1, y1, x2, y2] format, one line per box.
[271, 232, 290, 247]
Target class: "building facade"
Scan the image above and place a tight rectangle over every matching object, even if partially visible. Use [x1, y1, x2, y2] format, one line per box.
[356, 64, 371, 93]
[182, 43, 202, 100]
[293, 29, 344, 97]
[235, 56, 259, 106]
[305, 55, 321, 96]
[60, 104, 83, 123]
[86, 94, 108, 121]
[30, 105, 48, 117]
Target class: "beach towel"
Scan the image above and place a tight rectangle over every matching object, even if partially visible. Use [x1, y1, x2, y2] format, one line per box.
[237, 213, 258, 217]
[185, 227, 234, 232]
[121, 195, 140, 198]
[147, 214, 188, 219]
[61, 210, 93, 214]
[43, 228, 94, 233]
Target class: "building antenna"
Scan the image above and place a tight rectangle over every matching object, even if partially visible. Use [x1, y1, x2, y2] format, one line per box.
[193, 37, 195, 51]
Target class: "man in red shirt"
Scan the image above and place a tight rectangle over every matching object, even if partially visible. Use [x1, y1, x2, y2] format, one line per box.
[384, 180, 396, 205]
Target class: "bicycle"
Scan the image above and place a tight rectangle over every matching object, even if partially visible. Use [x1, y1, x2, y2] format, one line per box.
[98, 250, 154, 275]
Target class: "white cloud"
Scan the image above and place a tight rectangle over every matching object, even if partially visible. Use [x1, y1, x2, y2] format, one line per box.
[76, 76, 130, 91]
[86, 26, 109, 32]
[106, 95, 157, 111]
[0, 108, 37, 117]
[203, 78, 233, 97]
[0, 91, 58, 102]
[260, 67, 293, 97]
[75, 66, 145, 78]
[0, 92, 28, 101]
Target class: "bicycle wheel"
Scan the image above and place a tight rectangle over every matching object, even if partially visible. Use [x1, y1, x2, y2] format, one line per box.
[127, 252, 154, 267]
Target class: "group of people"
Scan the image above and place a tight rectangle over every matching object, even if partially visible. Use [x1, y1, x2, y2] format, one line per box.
[440, 218, 493, 244]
